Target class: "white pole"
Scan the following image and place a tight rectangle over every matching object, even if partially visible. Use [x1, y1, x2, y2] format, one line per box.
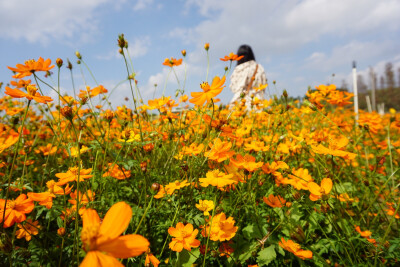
[352, 61, 359, 124]
[366, 95, 372, 113]
[370, 67, 376, 111]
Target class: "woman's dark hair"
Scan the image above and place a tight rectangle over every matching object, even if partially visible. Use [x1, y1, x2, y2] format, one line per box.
[236, 44, 256, 65]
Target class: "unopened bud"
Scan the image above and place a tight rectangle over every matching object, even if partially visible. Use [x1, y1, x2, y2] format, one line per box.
[57, 227, 66, 237]
[75, 51, 82, 60]
[60, 106, 73, 120]
[181, 50, 186, 57]
[204, 43, 210, 51]
[151, 183, 160, 192]
[56, 58, 63, 68]
[66, 59, 73, 70]
[118, 34, 127, 49]
[283, 90, 288, 99]
[104, 110, 114, 122]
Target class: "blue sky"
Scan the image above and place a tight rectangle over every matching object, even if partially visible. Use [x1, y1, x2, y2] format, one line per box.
[1, 0, 400, 107]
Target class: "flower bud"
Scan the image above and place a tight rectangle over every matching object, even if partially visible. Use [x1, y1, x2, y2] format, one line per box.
[204, 43, 210, 51]
[57, 227, 66, 237]
[118, 34, 127, 49]
[56, 58, 63, 68]
[151, 183, 160, 192]
[282, 90, 288, 99]
[181, 50, 186, 57]
[75, 51, 82, 60]
[60, 106, 73, 120]
[66, 59, 73, 70]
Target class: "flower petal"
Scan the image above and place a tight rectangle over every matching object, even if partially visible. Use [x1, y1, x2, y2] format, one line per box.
[82, 209, 100, 229]
[80, 251, 123, 267]
[99, 202, 132, 240]
[98, 234, 149, 258]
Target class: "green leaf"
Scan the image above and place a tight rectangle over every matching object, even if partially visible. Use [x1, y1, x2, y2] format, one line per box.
[176, 249, 200, 267]
[242, 224, 263, 240]
[257, 245, 277, 266]
[236, 241, 257, 263]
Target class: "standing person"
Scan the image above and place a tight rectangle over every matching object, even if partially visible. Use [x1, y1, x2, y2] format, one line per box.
[229, 45, 267, 109]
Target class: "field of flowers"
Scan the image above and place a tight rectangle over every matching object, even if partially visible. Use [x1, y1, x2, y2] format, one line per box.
[1, 36, 400, 266]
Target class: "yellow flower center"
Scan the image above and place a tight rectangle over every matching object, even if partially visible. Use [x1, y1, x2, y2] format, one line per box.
[46, 180, 56, 193]
[24, 59, 36, 65]
[7, 200, 16, 209]
[26, 85, 38, 96]
[81, 225, 100, 252]
[200, 82, 210, 92]
[69, 167, 79, 175]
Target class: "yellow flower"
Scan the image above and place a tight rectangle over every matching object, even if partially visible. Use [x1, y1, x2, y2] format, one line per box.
[16, 219, 40, 241]
[80, 202, 149, 266]
[279, 238, 312, 260]
[201, 212, 238, 242]
[196, 200, 215, 216]
[190, 76, 225, 106]
[168, 222, 200, 252]
[199, 170, 235, 189]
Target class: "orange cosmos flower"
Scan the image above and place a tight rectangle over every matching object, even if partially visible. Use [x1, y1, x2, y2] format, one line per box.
[34, 143, 58, 156]
[190, 76, 225, 106]
[201, 212, 238, 242]
[5, 84, 53, 103]
[181, 142, 204, 156]
[206, 138, 234, 162]
[80, 202, 149, 267]
[168, 222, 200, 252]
[153, 180, 190, 199]
[311, 136, 356, 160]
[10, 79, 31, 88]
[253, 83, 268, 92]
[308, 178, 333, 201]
[102, 163, 131, 180]
[327, 90, 353, 106]
[220, 52, 244, 62]
[0, 135, 19, 154]
[56, 167, 93, 185]
[27, 192, 56, 209]
[0, 194, 34, 228]
[199, 170, 235, 189]
[68, 190, 95, 214]
[16, 219, 40, 241]
[46, 180, 72, 195]
[229, 154, 263, 172]
[196, 200, 215, 216]
[279, 238, 312, 260]
[263, 194, 286, 208]
[262, 161, 289, 175]
[244, 140, 268, 152]
[354, 225, 377, 245]
[145, 249, 160, 267]
[8, 57, 54, 78]
[354, 225, 372, 238]
[283, 168, 314, 190]
[162, 57, 182, 67]
[315, 84, 336, 96]
[90, 85, 108, 97]
[147, 96, 171, 110]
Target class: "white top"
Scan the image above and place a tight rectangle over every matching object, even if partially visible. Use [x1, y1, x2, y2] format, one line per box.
[229, 60, 267, 108]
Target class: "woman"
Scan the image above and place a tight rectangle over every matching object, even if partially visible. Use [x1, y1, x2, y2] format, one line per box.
[229, 45, 267, 109]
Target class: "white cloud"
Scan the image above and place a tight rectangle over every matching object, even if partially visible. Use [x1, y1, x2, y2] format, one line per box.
[177, 0, 400, 59]
[127, 36, 151, 58]
[132, 0, 162, 11]
[96, 36, 151, 61]
[0, 0, 120, 44]
[304, 41, 398, 71]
